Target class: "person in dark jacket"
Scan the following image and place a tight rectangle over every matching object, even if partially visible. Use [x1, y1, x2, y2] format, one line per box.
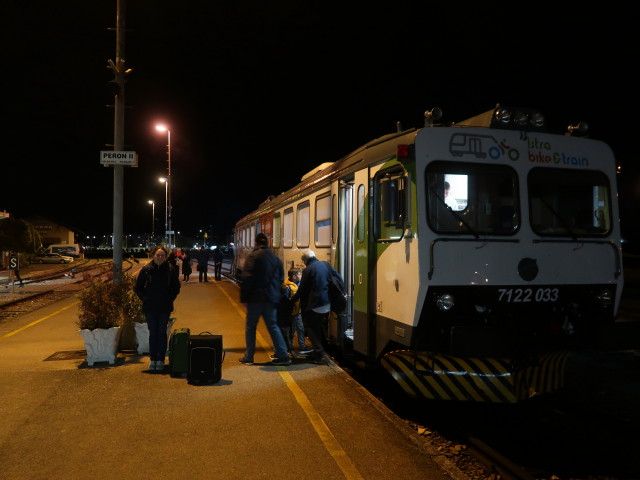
[134, 246, 181, 371]
[181, 251, 193, 282]
[196, 246, 209, 282]
[212, 247, 223, 281]
[238, 233, 291, 366]
[295, 249, 333, 364]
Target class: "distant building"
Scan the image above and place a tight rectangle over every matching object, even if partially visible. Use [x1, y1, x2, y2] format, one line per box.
[23, 215, 82, 247]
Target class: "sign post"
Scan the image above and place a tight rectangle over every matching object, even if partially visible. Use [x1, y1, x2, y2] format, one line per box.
[100, 151, 138, 166]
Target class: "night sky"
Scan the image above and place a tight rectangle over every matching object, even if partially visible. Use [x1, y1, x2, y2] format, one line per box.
[3, 2, 637, 245]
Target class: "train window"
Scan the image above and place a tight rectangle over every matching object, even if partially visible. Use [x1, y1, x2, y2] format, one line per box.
[426, 161, 519, 235]
[529, 167, 611, 237]
[273, 213, 281, 248]
[374, 167, 408, 241]
[357, 184, 365, 242]
[283, 208, 294, 248]
[315, 194, 331, 247]
[297, 202, 310, 248]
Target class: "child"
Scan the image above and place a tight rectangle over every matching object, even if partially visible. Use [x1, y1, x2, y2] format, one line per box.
[283, 268, 311, 355]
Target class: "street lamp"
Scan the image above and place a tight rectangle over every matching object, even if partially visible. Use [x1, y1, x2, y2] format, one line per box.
[159, 177, 168, 246]
[148, 200, 155, 247]
[155, 124, 172, 247]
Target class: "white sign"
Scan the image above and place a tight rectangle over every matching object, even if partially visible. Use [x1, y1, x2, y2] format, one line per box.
[100, 151, 138, 166]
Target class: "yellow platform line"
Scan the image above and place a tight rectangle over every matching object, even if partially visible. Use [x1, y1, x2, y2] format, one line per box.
[0, 301, 79, 341]
[217, 283, 365, 480]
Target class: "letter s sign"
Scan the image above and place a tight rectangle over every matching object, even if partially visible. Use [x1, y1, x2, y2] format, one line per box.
[9, 256, 18, 269]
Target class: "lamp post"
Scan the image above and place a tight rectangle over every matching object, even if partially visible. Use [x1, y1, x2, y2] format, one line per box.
[159, 177, 168, 246]
[148, 200, 155, 247]
[155, 125, 172, 247]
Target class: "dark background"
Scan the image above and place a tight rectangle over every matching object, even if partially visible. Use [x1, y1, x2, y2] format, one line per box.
[3, 2, 637, 246]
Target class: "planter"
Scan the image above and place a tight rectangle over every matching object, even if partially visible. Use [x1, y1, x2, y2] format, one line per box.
[79, 326, 122, 366]
[134, 318, 176, 354]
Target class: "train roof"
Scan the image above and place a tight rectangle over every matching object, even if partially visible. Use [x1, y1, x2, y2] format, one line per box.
[236, 104, 598, 226]
[237, 127, 420, 225]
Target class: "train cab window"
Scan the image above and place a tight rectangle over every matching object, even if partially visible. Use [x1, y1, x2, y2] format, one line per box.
[426, 161, 519, 235]
[283, 208, 293, 248]
[297, 202, 310, 248]
[529, 167, 611, 237]
[374, 167, 408, 241]
[273, 213, 281, 248]
[315, 194, 331, 247]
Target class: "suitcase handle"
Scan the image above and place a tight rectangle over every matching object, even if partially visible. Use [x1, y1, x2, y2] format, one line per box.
[198, 331, 213, 335]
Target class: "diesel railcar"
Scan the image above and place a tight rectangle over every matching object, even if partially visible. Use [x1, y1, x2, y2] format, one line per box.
[234, 105, 623, 403]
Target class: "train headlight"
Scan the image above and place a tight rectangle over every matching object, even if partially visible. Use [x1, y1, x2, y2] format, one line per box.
[514, 110, 529, 127]
[595, 289, 613, 307]
[436, 294, 455, 311]
[494, 107, 511, 125]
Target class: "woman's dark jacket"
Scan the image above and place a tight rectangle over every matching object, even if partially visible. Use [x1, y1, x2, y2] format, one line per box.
[134, 261, 181, 313]
[182, 254, 192, 275]
[240, 245, 283, 304]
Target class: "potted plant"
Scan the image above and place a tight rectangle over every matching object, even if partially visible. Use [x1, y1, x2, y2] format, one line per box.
[76, 274, 124, 366]
[77, 272, 146, 365]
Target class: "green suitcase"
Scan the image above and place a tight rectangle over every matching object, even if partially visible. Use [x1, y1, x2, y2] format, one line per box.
[169, 327, 190, 377]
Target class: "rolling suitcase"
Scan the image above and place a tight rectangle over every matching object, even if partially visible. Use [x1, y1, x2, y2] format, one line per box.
[169, 327, 191, 377]
[187, 331, 225, 384]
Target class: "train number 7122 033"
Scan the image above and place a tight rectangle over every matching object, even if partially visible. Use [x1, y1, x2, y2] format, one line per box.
[497, 287, 559, 303]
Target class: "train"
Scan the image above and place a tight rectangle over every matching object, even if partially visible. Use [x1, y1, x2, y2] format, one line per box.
[234, 104, 623, 403]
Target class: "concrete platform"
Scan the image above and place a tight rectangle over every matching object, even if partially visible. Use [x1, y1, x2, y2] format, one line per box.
[0, 270, 464, 480]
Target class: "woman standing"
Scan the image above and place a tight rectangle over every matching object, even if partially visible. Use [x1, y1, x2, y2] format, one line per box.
[134, 246, 181, 371]
[181, 251, 193, 282]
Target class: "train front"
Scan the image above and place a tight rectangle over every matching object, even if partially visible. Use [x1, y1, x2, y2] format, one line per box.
[382, 106, 624, 403]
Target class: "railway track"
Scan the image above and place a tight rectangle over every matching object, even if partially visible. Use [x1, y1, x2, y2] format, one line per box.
[0, 290, 77, 321]
[0, 259, 121, 322]
[341, 347, 640, 480]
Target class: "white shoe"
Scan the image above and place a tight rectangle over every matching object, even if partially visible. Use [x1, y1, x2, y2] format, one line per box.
[156, 361, 165, 371]
[149, 361, 157, 370]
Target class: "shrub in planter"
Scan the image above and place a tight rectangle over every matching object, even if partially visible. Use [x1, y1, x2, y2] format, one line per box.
[76, 275, 125, 330]
[76, 273, 144, 353]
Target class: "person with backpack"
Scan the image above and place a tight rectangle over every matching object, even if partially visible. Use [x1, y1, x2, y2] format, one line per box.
[294, 249, 337, 365]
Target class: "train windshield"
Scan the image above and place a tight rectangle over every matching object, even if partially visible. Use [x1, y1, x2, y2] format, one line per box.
[528, 167, 612, 237]
[426, 161, 519, 235]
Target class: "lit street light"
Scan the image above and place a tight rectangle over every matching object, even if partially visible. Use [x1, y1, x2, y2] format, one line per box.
[155, 124, 172, 247]
[159, 177, 168, 246]
[148, 200, 155, 247]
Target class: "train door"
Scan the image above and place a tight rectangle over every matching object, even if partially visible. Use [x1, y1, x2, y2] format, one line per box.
[352, 168, 371, 356]
[333, 179, 353, 348]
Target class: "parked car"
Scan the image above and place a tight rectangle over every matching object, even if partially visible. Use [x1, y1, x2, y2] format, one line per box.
[32, 253, 74, 264]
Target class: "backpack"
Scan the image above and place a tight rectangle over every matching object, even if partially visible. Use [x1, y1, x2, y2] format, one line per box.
[323, 262, 347, 314]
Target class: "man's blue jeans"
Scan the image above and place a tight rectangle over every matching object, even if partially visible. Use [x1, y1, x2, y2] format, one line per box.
[244, 302, 289, 361]
[146, 310, 170, 362]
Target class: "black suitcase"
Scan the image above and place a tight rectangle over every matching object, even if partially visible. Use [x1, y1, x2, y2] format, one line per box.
[187, 332, 225, 384]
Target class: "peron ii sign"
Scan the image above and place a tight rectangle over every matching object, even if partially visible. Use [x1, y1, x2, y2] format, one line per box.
[100, 150, 138, 167]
